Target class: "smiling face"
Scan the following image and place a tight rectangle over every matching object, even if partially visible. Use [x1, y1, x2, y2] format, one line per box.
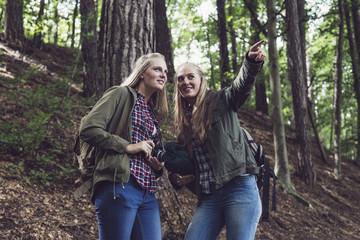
[176, 64, 202, 106]
[137, 57, 168, 99]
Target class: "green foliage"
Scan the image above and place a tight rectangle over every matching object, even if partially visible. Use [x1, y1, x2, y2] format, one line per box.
[0, 66, 84, 183]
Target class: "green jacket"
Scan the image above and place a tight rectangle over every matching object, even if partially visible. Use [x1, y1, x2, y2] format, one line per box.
[192, 57, 263, 198]
[79, 86, 136, 202]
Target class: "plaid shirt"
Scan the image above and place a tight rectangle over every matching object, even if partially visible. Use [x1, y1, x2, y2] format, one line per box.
[130, 91, 161, 194]
[185, 106, 216, 194]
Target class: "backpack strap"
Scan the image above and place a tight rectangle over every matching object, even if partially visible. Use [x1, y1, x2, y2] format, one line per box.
[74, 178, 92, 200]
[262, 155, 270, 221]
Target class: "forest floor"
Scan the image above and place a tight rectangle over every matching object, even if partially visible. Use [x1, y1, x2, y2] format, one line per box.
[0, 40, 360, 240]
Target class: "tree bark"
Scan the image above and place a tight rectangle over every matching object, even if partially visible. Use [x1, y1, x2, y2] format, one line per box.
[267, 0, 294, 191]
[53, 1, 59, 45]
[216, 0, 231, 88]
[5, 0, 24, 45]
[154, 0, 175, 82]
[352, 0, 360, 66]
[351, 0, 360, 162]
[286, 0, 316, 187]
[80, 0, 101, 98]
[100, 0, 155, 92]
[228, 0, 238, 73]
[334, 0, 344, 179]
[33, 0, 45, 49]
[71, 0, 79, 48]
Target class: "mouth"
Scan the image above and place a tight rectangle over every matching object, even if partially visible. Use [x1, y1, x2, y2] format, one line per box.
[182, 86, 193, 92]
[157, 80, 165, 85]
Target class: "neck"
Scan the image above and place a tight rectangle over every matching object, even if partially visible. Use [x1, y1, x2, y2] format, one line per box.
[136, 84, 154, 102]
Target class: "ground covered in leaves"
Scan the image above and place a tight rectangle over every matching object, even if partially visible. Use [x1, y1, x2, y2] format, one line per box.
[1, 40, 360, 240]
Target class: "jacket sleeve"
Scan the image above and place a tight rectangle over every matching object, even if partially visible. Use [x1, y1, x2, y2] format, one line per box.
[79, 88, 131, 153]
[225, 53, 264, 111]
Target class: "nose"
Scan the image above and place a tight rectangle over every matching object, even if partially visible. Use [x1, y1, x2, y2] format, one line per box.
[160, 71, 167, 80]
[182, 78, 190, 85]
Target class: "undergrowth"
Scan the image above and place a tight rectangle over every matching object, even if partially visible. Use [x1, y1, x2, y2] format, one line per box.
[0, 66, 95, 184]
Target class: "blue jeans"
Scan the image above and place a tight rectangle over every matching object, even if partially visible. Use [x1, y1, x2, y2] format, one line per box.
[94, 176, 161, 240]
[184, 175, 262, 240]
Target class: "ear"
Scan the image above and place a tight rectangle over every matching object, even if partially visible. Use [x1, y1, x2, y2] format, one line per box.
[139, 74, 144, 80]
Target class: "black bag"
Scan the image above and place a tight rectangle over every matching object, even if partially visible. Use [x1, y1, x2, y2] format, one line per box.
[164, 142, 194, 176]
[241, 127, 277, 221]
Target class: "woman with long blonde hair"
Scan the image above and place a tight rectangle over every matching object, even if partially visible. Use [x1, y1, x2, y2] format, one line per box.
[170, 40, 266, 240]
[80, 52, 168, 240]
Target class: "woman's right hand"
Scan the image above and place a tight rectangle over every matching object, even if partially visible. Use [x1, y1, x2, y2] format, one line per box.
[125, 140, 155, 159]
[169, 173, 195, 188]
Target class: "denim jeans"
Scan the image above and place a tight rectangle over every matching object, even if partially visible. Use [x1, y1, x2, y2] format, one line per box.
[94, 176, 161, 240]
[184, 175, 262, 240]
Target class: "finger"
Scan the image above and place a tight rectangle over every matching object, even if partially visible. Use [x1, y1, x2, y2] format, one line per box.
[146, 140, 155, 148]
[250, 39, 265, 51]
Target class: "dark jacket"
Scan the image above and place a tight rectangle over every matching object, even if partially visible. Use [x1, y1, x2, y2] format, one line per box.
[191, 57, 263, 198]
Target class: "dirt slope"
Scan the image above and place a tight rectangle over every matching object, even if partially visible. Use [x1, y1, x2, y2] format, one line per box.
[0, 41, 359, 240]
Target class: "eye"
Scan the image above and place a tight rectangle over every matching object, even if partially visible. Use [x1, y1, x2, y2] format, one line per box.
[188, 75, 194, 80]
[178, 76, 184, 82]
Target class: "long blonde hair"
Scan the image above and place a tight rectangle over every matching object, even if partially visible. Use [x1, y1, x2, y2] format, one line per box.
[121, 53, 168, 117]
[173, 62, 217, 155]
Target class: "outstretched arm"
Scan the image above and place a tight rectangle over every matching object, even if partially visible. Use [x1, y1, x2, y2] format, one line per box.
[227, 40, 266, 111]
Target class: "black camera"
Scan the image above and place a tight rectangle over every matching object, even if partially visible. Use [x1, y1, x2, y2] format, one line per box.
[151, 144, 167, 162]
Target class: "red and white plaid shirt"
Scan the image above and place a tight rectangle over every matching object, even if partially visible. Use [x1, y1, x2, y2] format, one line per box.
[130, 91, 161, 194]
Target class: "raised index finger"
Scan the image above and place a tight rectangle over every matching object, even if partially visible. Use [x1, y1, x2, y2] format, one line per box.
[250, 39, 265, 51]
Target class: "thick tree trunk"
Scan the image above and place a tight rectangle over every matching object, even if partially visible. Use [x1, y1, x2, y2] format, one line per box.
[5, 0, 24, 45]
[334, 0, 344, 179]
[80, 0, 100, 98]
[33, 0, 45, 49]
[267, 0, 294, 191]
[216, 0, 231, 88]
[101, 0, 155, 92]
[71, 0, 79, 48]
[286, 0, 316, 188]
[154, 0, 175, 82]
[351, 0, 360, 162]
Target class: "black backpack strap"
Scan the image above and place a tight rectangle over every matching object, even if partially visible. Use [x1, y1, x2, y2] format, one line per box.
[271, 170, 277, 211]
[261, 156, 270, 221]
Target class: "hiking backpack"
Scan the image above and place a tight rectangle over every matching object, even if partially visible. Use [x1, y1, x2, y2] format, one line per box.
[241, 127, 277, 221]
[73, 114, 97, 200]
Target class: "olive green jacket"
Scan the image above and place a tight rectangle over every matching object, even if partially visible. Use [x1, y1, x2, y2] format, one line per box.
[79, 86, 136, 202]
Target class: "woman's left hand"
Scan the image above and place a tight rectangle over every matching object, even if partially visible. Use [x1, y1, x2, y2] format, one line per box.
[248, 40, 266, 62]
[147, 157, 164, 171]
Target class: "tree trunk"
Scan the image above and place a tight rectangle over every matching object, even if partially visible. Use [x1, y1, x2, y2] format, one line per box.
[53, 1, 59, 45]
[228, 0, 238, 73]
[71, 0, 79, 48]
[267, 0, 294, 192]
[351, 0, 360, 162]
[154, 0, 175, 82]
[216, 0, 231, 88]
[286, 0, 316, 188]
[297, 0, 308, 85]
[80, 0, 100, 98]
[5, 0, 24, 45]
[334, 0, 344, 179]
[33, 0, 45, 49]
[100, 0, 155, 92]
[352, 0, 360, 65]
